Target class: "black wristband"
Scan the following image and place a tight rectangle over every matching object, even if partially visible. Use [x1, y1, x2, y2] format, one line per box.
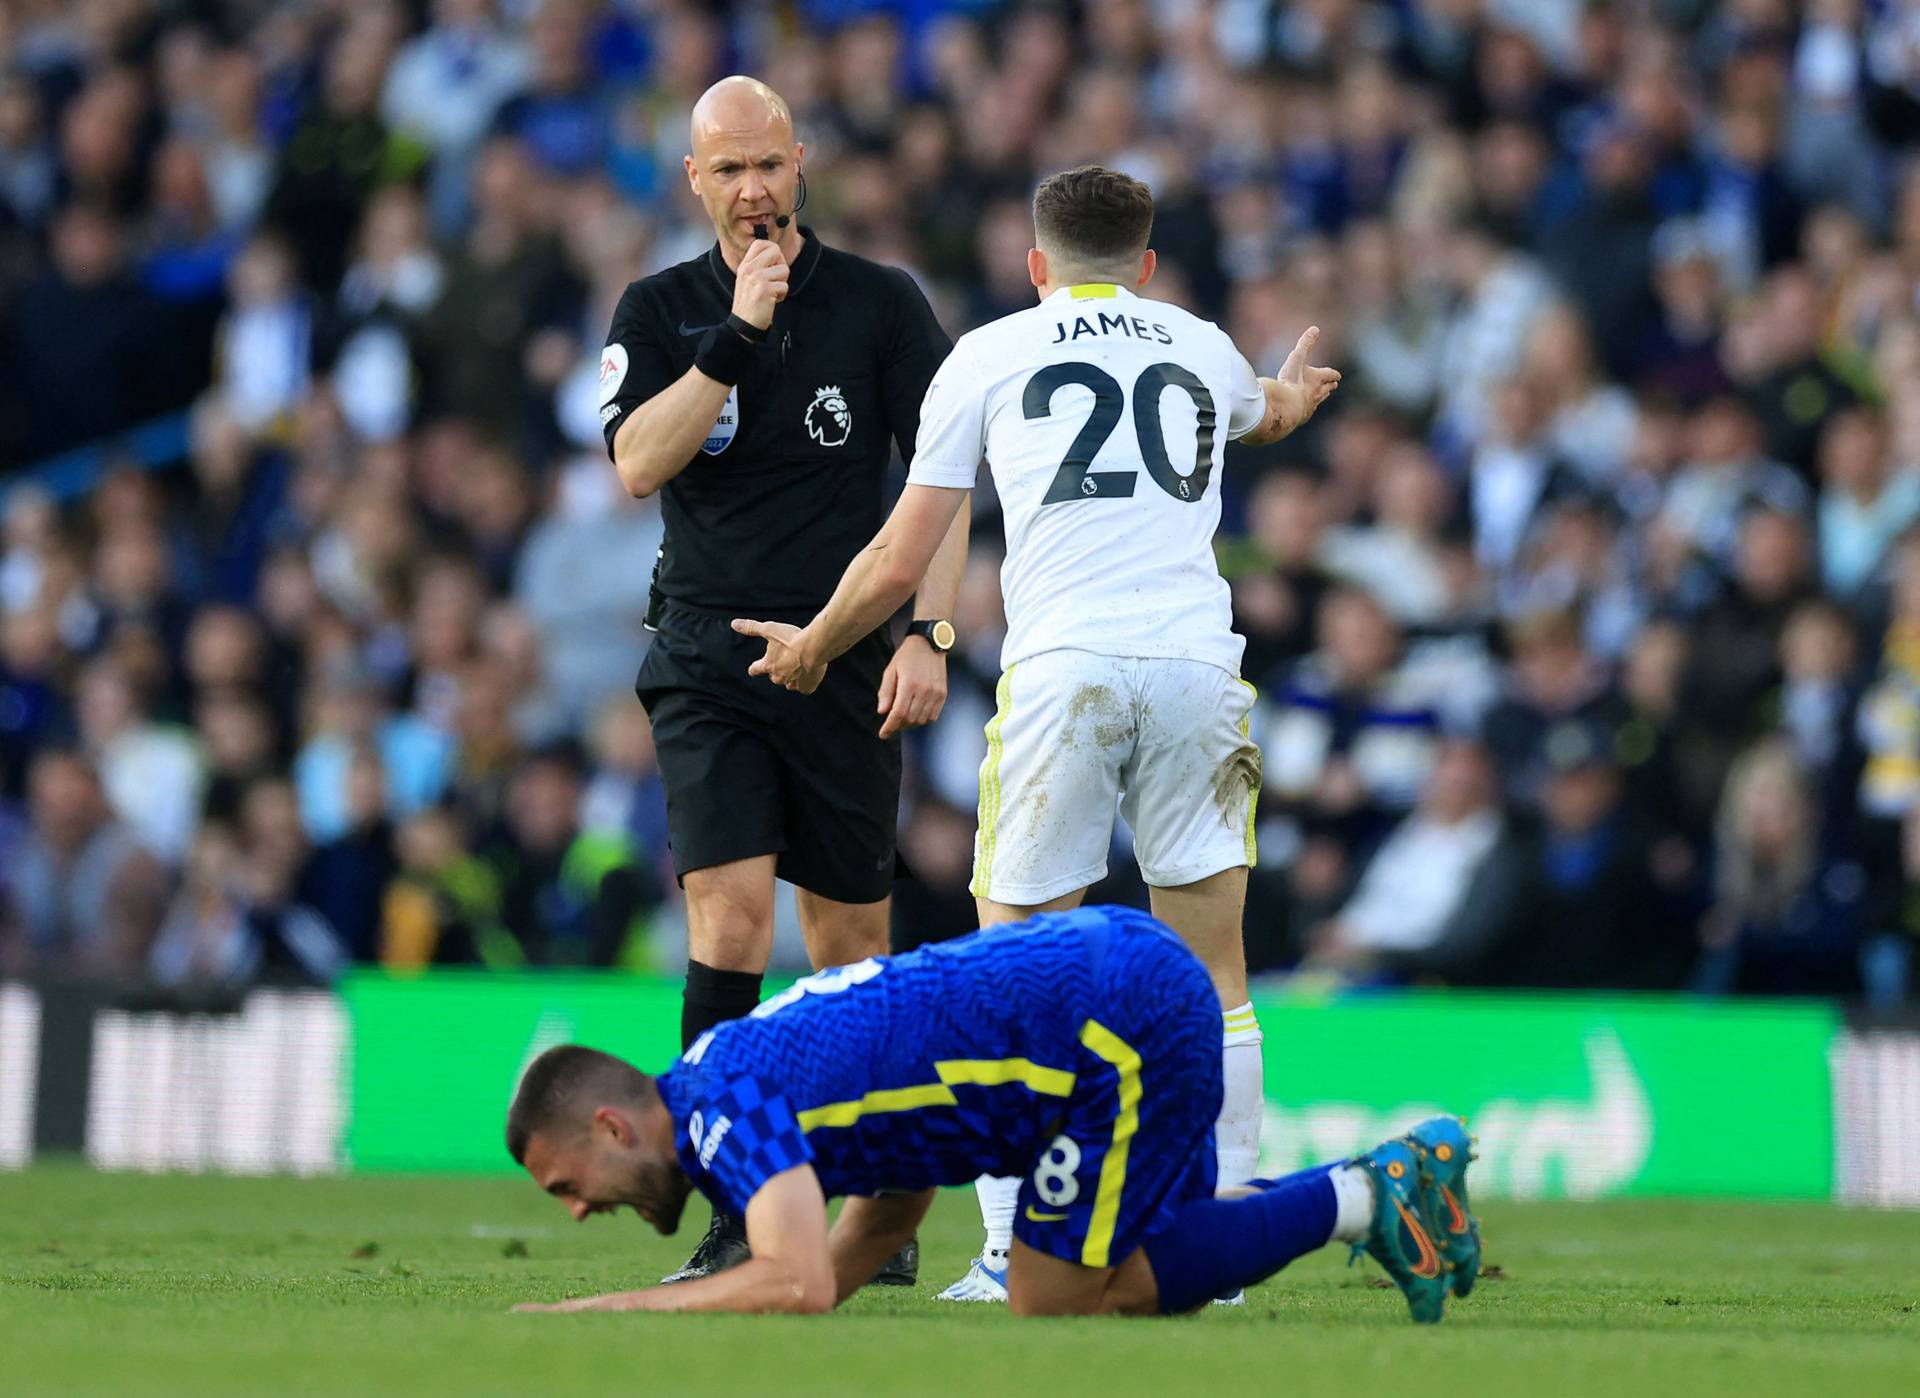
[726, 313, 768, 344]
[694, 323, 756, 386]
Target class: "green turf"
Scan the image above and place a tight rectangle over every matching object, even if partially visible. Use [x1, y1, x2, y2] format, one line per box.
[3, 1165, 1916, 1397]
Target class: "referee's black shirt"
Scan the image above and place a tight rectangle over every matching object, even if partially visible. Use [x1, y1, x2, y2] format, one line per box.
[598, 227, 952, 616]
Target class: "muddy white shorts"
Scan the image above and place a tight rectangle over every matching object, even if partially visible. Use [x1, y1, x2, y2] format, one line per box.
[970, 649, 1261, 905]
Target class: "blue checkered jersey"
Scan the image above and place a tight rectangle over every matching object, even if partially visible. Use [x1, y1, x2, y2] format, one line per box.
[653, 905, 1203, 1215]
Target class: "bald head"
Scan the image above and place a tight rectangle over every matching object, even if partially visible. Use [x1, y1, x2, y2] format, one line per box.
[690, 76, 793, 154]
[685, 75, 804, 261]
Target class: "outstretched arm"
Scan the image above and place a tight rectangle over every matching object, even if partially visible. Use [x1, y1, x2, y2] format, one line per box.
[733, 484, 970, 695]
[875, 502, 970, 739]
[512, 1166, 835, 1315]
[1236, 326, 1341, 448]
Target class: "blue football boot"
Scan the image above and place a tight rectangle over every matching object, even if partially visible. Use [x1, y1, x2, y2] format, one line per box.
[1348, 1138, 1450, 1324]
[1402, 1115, 1480, 1297]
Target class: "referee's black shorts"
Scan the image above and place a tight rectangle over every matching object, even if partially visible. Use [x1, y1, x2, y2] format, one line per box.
[636, 600, 902, 904]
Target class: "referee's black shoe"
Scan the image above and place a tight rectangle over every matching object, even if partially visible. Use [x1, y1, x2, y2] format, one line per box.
[661, 1210, 750, 1283]
[867, 1234, 920, 1288]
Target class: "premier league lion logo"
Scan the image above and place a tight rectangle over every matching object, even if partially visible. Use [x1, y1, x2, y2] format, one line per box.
[805, 385, 852, 447]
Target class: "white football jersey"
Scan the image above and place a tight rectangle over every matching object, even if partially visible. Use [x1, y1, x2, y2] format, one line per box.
[907, 284, 1266, 674]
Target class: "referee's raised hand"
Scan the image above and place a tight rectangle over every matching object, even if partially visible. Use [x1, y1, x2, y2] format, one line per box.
[733, 237, 790, 331]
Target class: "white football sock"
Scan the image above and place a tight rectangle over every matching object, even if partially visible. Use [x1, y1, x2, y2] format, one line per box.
[1329, 1164, 1374, 1243]
[1216, 1002, 1264, 1190]
[976, 1173, 1020, 1257]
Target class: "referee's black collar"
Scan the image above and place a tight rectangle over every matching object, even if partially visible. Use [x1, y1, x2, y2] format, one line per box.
[706, 225, 825, 300]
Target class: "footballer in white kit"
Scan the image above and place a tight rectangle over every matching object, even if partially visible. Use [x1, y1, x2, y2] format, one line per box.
[917, 278, 1266, 906]
[733, 165, 1340, 1300]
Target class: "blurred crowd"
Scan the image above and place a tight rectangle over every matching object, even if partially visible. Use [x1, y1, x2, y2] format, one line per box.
[0, 0, 1918, 1003]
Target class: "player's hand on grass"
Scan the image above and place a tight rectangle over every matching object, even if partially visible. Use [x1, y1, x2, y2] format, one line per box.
[513, 1291, 645, 1314]
[512, 1297, 591, 1314]
[1268, 326, 1341, 438]
[733, 617, 826, 693]
[876, 635, 948, 739]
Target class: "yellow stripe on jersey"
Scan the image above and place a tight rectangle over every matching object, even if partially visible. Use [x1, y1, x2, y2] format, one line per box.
[971, 664, 1018, 898]
[797, 1056, 1078, 1133]
[936, 1058, 1076, 1097]
[1077, 1018, 1143, 1269]
[797, 1083, 957, 1131]
[1236, 678, 1261, 868]
[1068, 283, 1120, 298]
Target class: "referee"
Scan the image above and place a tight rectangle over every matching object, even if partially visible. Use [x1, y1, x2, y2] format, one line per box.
[596, 77, 966, 1284]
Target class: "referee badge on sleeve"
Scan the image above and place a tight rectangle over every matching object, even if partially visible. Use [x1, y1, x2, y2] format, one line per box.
[703, 386, 740, 455]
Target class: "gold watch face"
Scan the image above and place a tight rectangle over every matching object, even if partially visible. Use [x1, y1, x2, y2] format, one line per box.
[930, 620, 956, 651]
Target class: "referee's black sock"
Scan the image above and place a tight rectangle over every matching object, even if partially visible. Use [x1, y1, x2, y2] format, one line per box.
[681, 960, 764, 1051]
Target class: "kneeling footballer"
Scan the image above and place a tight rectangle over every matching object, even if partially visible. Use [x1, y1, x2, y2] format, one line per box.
[507, 906, 1480, 1319]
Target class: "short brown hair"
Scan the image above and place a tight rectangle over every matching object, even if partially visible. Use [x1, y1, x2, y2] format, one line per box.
[506, 1045, 653, 1164]
[1033, 165, 1154, 270]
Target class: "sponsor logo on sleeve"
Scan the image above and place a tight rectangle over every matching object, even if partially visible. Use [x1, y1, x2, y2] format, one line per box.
[697, 1115, 732, 1169]
[597, 344, 630, 406]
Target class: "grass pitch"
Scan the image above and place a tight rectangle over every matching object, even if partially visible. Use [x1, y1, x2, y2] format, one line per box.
[3, 1165, 1916, 1397]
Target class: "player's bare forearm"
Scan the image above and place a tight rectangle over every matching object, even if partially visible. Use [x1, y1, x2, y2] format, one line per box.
[914, 495, 970, 621]
[1236, 326, 1340, 447]
[1235, 378, 1292, 447]
[829, 1190, 936, 1303]
[513, 1254, 833, 1315]
[734, 486, 967, 693]
[611, 365, 734, 497]
[516, 1166, 836, 1316]
[1237, 376, 1314, 447]
[803, 485, 969, 667]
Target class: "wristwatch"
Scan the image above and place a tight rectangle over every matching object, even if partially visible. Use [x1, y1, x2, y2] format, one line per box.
[906, 619, 956, 653]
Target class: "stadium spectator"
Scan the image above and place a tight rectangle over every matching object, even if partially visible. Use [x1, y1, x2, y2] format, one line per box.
[1693, 737, 1865, 996]
[382, 802, 505, 968]
[485, 742, 661, 968]
[1677, 506, 1820, 794]
[7, 203, 162, 460]
[1232, 466, 1338, 683]
[263, 9, 414, 296]
[1303, 739, 1520, 982]
[1636, 218, 1733, 404]
[196, 687, 281, 825]
[293, 657, 452, 843]
[381, 0, 529, 232]
[491, 0, 610, 179]
[0, 748, 169, 978]
[579, 697, 670, 890]
[1491, 720, 1687, 991]
[303, 746, 400, 963]
[1320, 443, 1454, 627]
[147, 818, 254, 986]
[1480, 609, 1625, 807]
[0, 71, 56, 233]
[1816, 406, 1920, 599]
[1261, 587, 1449, 857]
[1771, 598, 1866, 837]
[73, 656, 205, 864]
[0, 607, 74, 800]
[148, 777, 348, 986]
[215, 232, 313, 438]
